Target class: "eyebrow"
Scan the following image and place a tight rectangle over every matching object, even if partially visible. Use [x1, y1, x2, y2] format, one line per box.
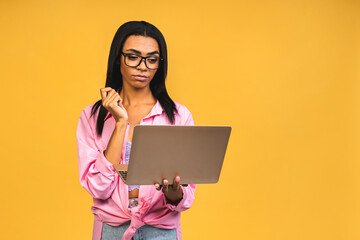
[125, 48, 160, 55]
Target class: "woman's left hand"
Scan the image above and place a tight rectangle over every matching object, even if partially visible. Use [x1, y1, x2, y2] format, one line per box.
[155, 176, 183, 205]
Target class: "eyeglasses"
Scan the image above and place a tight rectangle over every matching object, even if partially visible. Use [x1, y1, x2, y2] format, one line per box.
[121, 52, 163, 70]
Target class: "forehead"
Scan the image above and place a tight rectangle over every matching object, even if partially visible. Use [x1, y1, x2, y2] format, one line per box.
[122, 35, 159, 54]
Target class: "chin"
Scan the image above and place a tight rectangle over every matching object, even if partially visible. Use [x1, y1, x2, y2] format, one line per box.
[131, 81, 150, 89]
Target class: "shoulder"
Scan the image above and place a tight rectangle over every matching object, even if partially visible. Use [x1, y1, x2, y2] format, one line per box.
[172, 100, 194, 125]
[78, 103, 99, 126]
[173, 100, 191, 115]
[82, 103, 95, 113]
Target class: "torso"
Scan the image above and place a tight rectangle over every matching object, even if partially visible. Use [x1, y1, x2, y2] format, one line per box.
[124, 101, 156, 198]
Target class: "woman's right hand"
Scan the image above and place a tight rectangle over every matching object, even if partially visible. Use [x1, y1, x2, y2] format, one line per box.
[100, 87, 128, 123]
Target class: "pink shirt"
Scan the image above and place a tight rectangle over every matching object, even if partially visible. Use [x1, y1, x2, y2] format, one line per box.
[76, 100, 196, 240]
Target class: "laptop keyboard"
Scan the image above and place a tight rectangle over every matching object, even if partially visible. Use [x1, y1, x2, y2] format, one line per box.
[119, 171, 127, 182]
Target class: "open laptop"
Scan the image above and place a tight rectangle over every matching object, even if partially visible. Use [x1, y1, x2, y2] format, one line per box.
[113, 125, 231, 185]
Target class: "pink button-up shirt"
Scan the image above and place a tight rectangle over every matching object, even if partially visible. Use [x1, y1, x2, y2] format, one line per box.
[76, 100, 196, 240]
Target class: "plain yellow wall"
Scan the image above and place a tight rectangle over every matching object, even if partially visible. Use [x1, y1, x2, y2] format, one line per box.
[0, 0, 359, 239]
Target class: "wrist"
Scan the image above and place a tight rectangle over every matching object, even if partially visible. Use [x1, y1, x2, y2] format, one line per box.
[115, 119, 128, 128]
[165, 195, 182, 206]
[164, 188, 183, 206]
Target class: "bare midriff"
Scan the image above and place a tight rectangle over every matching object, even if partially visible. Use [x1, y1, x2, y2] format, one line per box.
[129, 188, 139, 198]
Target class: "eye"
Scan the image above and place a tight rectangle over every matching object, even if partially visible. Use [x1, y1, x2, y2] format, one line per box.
[127, 55, 139, 61]
[147, 57, 159, 64]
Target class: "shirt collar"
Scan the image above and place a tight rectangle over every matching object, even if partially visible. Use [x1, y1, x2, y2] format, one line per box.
[144, 100, 164, 119]
[104, 100, 163, 121]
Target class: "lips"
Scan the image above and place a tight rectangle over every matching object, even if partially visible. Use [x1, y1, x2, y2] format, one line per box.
[133, 75, 149, 81]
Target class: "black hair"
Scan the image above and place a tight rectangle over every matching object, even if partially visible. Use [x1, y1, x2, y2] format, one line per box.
[91, 21, 177, 136]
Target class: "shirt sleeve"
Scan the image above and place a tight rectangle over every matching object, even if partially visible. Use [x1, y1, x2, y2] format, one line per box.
[76, 108, 119, 200]
[165, 106, 197, 212]
[164, 184, 197, 212]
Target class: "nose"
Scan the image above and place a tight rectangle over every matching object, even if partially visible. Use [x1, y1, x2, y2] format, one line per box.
[137, 58, 148, 71]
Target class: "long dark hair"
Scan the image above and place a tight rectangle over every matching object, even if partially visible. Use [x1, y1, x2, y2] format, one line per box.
[91, 21, 177, 136]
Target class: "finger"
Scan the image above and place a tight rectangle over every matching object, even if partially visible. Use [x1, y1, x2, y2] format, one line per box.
[100, 88, 108, 100]
[172, 176, 180, 191]
[102, 90, 116, 106]
[162, 179, 169, 193]
[108, 92, 120, 106]
[101, 87, 113, 91]
[100, 87, 113, 99]
[114, 95, 123, 108]
[154, 182, 161, 191]
[118, 100, 125, 109]
[101, 89, 114, 102]
[117, 96, 123, 106]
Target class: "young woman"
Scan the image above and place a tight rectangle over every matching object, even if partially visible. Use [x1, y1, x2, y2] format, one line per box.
[76, 21, 196, 240]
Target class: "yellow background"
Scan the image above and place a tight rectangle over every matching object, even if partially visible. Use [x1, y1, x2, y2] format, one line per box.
[0, 0, 359, 239]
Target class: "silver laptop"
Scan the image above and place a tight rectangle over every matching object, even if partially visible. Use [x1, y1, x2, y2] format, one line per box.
[113, 125, 231, 185]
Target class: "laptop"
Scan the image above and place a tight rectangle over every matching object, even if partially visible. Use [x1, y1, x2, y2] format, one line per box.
[113, 125, 231, 185]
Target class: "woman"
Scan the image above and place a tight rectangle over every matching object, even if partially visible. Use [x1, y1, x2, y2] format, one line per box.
[76, 21, 196, 240]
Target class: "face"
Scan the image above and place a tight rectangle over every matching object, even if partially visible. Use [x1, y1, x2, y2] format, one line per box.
[120, 35, 160, 89]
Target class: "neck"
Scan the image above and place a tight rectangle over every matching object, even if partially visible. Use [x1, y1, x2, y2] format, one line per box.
[119, 83, 156, 106]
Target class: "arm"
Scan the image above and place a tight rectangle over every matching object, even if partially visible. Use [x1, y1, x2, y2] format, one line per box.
[160, 177, 197, 212]
[76, 109, 120, 200]
[77, 88, 128, 200]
